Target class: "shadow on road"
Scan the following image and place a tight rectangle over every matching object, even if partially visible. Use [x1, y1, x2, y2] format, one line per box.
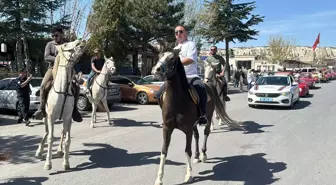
[0, 117, 18, 126]
[310, 86, 321, 90]
[50, 143, 183, 175]
[0, 135, 60, 164]
[302, 94, 314, 98]
[112, 118, 160, 128]
[0, 177, 48, 185]
[182, 153, 287, 185]
[253, 100, 311, 110]
[212, 121, 273, 134]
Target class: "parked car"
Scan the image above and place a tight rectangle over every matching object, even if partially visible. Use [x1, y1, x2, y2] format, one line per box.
[78, 74, 121, 111]
[298, 80, 309, 97]
[110, 75, 161, 105]
[248, 74, 300, 108]
[0, 77, 42, 112]
[143, 75, 164, 86]
[299, 73, 315, 88]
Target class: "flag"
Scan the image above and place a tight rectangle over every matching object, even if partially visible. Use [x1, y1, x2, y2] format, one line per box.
[312, 33, 320, 51]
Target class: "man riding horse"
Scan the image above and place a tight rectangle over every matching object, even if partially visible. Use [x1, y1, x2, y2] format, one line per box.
[155, 25, 208, 125]
[205, 46, 230, 102]
[32, 26, 82, 122]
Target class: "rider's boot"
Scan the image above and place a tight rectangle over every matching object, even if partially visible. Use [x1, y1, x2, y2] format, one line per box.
[72, 83, 83, 122]
[32, 82, 51, 120]
[222, 77, 230, 102]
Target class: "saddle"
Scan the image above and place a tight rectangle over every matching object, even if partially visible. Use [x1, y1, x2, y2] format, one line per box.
[159, 77, 210, 105]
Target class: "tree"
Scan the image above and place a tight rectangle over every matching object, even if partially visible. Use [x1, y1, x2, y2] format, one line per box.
[0, 0, 67, 72]
[268, 35, 296, 64]
[87, 0, 187, 75]
[196, 0, 264, 81]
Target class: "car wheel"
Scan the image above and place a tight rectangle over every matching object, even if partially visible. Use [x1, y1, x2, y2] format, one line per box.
[137, 92, 149, 105]
[77, 95, 90, 111]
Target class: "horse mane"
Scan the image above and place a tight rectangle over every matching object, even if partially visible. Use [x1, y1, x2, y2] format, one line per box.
[175, 57, 190, 91]
[52, 54, 61, 80]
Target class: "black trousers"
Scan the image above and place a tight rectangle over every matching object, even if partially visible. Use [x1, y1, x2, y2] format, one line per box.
[17, 96, 30, 120]
[220, 76, 228, 98]
[155, 77, 207, 115]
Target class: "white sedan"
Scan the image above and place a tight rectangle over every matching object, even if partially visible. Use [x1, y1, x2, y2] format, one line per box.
[248, 75, 300, 108]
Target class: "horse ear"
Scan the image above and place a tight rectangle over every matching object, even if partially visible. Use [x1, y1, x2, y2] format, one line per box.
[104, 55, 107, 60]
[172, 49, 180, 57]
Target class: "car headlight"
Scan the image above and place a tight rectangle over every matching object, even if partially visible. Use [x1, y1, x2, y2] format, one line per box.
[282, 91, 290, 96]
[299, 88, 302, 92]
[150, 89, 154, 93]
[248, 91, 255, 95]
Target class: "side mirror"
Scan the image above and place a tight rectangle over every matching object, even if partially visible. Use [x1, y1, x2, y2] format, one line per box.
[127, 82, 134, 87]
[251, 82, 255, 85]
[292, 82, 298, 86]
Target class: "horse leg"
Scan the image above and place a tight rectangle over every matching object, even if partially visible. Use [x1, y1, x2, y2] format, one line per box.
[201, 123, 211, 163]
[44, 115, 54, 170]
[184, 131, 193, 183]
[154, 126, 174, 185]
[102, 99, 113, 125]
[35, 118, 48, 157]
[192, 126, 201, 163]
[90, 103, 97, 128]
[56, 127, 65, 157]
[62, 117, 72, 170]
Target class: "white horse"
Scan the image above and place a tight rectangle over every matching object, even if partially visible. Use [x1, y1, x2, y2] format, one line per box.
[203, 61, 241, 130]
[35, 39, 86, 170]
[85, 56, 116, 128]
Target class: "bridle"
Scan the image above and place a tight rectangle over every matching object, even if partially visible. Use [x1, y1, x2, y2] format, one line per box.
[94, 61, 116, 89]
[204, 64, 224, 97]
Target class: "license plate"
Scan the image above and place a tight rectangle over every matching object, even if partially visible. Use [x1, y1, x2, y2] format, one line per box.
[260, 98, 273, 102]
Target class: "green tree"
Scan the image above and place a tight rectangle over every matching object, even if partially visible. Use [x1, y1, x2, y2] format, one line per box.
[268, 35, 296, 64]
[0, 0, 67, 72]
[196, 0, 264, 81]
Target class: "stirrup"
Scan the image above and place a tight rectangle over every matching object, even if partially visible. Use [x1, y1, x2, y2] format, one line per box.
[198, 115, 208, 125]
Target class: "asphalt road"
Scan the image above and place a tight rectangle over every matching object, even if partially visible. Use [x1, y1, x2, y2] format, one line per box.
[0, 81, 335, 185]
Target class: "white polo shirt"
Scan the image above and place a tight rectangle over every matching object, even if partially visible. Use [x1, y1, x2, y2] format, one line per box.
[174, 40, 198, 78]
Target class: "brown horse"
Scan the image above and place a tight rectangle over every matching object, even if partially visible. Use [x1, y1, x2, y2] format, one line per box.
[152, 49, 243, 185]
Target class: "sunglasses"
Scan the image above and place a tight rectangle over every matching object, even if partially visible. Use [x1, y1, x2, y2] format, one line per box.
[52, 34, 60, 38]
[175, 30, 183, 35]
[210, 49, 217, 51]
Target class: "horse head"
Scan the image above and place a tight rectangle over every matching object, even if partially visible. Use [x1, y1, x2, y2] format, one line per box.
[203, 60, 217, 84]
[103, 56, 117, 74]
[55, 39, 86, 66]
[152, 49, 180, 79]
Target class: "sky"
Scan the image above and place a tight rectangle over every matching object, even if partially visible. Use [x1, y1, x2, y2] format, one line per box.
[77, 0, 336, 48]
[218, 0, 336, 48]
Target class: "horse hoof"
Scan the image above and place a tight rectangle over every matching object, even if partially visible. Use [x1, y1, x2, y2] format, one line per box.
[154, 182, 163, 185]
[193, 158, 201, 163]
[44, 163, 52, 170]
[211, 125, 215, 131]
[184, 175, 193, 183]
[90, 125, 95, 128]
[57, 151, 64, 157]
[63, 163, 70, 170]
[201, 153, 207, 163]
[109, 121, 114, 126]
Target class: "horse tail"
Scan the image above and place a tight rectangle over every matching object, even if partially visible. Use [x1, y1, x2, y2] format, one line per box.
[204, 83, 244, 130]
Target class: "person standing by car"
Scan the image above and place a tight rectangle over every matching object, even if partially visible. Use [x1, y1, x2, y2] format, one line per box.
[16, 68, 32, 126]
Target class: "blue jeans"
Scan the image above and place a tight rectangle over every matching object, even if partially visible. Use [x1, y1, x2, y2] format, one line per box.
[155, 77, 207, 115]
[87, 71, 96, 88]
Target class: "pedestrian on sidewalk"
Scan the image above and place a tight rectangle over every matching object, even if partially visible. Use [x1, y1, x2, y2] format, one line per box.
[16, 68, 32, 126]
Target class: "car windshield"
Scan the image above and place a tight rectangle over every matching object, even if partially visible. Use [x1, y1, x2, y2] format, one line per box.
[128, 76, 152, 85]
[256, 76, 289, 86]
[30, 78, 43, 87]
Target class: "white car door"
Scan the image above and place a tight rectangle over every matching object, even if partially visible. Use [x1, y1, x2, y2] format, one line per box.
[290, 76, 299, 100]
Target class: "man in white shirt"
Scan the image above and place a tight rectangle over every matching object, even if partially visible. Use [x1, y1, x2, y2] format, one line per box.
[155, 25, 208, 125]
